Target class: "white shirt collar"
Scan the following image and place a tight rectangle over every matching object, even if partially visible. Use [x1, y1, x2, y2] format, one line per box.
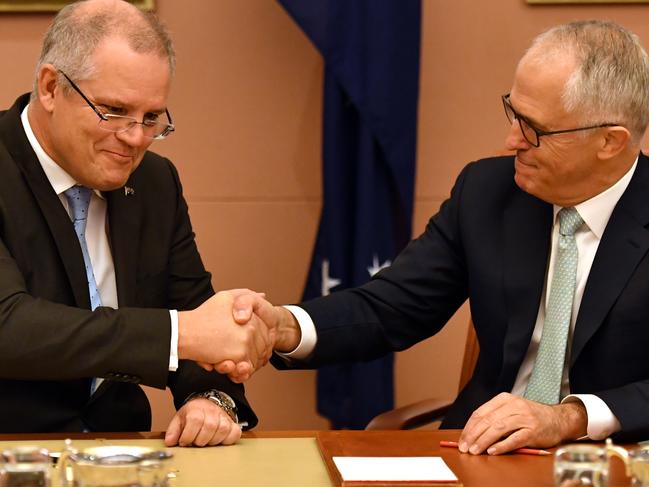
[20, 104, 78, 196]
[553, 156, 638, 240]
[20, 104, 104, 200]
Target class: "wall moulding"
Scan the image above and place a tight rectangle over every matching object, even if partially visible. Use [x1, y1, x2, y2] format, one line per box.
[0, 0, 154, 12]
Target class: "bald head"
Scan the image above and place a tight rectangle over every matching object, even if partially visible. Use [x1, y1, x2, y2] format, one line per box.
[32, 0, 175, 98]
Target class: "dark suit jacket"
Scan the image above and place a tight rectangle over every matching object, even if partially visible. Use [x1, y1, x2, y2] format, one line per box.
[294, 153, 649, 442]
[0, 94, 257, 433]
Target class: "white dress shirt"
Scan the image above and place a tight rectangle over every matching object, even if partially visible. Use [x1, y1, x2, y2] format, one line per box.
[284, 158, 639, 440]
[20, 105, 179, 373]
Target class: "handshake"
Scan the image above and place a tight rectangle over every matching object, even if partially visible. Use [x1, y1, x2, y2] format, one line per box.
[176, 290, 301, 382]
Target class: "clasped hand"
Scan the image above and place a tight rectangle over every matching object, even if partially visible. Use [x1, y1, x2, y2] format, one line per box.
[177, 289, 278, 382]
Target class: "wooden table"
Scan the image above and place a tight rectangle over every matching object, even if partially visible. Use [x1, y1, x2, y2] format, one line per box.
[0, 429, 632, 486]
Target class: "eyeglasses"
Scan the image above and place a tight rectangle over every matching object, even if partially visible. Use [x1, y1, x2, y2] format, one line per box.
[502, 93, 617, 147]
[59, 70, 175, 140]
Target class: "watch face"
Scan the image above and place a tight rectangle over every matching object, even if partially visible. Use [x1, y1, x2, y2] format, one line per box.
[215, 391, 236, 409]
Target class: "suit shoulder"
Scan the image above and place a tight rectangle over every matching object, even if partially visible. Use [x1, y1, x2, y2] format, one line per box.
[465, 154, 515, 178]
[129, 151, 180, 185]
[454, 154, 516, 195]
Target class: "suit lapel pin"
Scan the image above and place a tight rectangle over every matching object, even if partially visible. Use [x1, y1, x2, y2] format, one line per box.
[124, 186, 135, 196]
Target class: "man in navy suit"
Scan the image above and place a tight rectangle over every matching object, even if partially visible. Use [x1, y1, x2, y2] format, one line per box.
[225, 20, 649, 452]
[0, 0, 274, 444]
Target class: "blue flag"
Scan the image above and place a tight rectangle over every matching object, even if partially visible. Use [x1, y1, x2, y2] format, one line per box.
[278, 0, 421, 429]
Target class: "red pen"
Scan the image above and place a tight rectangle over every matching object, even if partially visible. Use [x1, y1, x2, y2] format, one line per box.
[439, 440, 551, 456]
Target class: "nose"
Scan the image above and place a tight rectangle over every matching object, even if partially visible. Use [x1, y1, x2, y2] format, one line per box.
[504, 120, 531, 151]
[114, 123, 148, 148]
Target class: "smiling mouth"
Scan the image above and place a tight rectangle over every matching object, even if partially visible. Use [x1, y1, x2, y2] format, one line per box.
[104, 150, 134, 160]
[515, 156, 535, 168]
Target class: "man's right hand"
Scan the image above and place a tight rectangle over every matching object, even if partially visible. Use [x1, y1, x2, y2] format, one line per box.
[177, 290, 277, 381]
[204, 292, 302, 382]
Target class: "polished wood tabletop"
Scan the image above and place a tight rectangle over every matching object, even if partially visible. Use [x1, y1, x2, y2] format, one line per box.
[0, 429, 633, 486]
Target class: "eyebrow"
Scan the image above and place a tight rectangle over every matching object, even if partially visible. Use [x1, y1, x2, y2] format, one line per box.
[93, 96, 167, 116]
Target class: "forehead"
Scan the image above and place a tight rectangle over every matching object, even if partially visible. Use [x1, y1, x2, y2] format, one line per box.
[509, 52, 577, 128]
[86, 36, 171, 111]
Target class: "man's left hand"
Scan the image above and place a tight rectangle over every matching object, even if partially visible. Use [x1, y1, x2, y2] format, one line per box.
[458, 393, 587, 455]
[164, 398, 241, 447]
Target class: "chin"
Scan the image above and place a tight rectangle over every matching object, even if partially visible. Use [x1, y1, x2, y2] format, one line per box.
[95, 174, 131, 191]
[514, 172, 540, 198]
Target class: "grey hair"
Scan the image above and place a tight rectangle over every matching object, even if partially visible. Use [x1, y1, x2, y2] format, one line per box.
[32, 0, 175, 100]
[526, 20, 649, 144]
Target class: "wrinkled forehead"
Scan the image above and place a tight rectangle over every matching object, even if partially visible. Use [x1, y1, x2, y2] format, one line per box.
[509, 51, 578, 126]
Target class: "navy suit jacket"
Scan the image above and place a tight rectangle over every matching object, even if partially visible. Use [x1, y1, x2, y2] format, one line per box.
[0, 94, 257, 433]
[296, 153, 649, 441]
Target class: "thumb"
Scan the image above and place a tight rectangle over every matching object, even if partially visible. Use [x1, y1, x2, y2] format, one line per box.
[164, 413, 183, 446]
[232, 292, 265, 324]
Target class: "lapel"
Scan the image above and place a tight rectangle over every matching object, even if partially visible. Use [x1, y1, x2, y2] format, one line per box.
[500, 188, 553, 388]
[0, 94, 91, 308]
[571, 153, 649, 365]
[106, 182, 142, 308]
[85, 186, 141, 405]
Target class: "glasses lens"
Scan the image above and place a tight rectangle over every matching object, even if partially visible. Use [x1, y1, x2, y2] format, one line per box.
[503, 98, 516, 124]
[503, 97, 539, 147]
[98, 116, 172, 139]
[517, 118, 539, 147]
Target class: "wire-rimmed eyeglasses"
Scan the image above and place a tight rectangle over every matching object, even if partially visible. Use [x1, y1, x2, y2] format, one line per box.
[502, 93, 618, 148]
[59, 70, 175, 140]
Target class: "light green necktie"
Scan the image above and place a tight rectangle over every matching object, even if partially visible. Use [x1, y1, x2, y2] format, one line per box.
[524, 207, 584, 405]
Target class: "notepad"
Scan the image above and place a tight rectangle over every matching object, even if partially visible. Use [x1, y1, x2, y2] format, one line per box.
[332, 456, 459, 482]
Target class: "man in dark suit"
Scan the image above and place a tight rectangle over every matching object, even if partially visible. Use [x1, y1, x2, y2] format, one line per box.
[226, 20, 649, 452]
[0, 0, 274, 446]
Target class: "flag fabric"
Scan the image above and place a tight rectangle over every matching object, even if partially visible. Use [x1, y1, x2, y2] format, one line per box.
[278, 0, 421, 429]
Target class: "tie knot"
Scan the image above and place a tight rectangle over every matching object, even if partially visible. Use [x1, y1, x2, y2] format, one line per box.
[558, 207, 583, 237]
[64, 185, 93, 222]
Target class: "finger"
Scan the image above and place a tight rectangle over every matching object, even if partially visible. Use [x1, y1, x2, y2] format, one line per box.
[466, 413, 517, 455]
[226, 362, 252, 383]
[208, 414, 238, 446]
[193, 411, 222, 447]
[216, 420, 242, 446]
[164, 414, 183, 447]
[459, 393, 511, 452]
[177, 406, 204, 447]
[235, 361, 253, 377]
[486, 428, 530, 455]
[198, 362, 215, 372]
[214, 360, 236, 374]
[227, 371, 250, 383]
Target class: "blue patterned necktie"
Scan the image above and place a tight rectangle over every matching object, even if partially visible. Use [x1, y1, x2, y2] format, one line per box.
[64, 186, 102, 311]
[524, 207, 584, 405]
[64, 185, 102, 395]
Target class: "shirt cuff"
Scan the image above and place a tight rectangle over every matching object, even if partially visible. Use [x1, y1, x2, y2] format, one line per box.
[169, 309, 179, 371]
[562, 394, 621, 440]
[275, 305, 317, 360]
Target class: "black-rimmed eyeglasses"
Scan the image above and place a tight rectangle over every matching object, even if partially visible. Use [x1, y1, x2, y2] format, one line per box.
[59, 70, 175, 140]
[502, 93, 618, 148]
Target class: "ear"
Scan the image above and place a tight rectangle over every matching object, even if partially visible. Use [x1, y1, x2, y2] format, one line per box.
[597, 126, 631, 160]
[36, 64, 61, 113]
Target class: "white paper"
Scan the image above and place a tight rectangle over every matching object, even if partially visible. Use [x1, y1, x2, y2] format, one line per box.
[332, 456, 458, 482]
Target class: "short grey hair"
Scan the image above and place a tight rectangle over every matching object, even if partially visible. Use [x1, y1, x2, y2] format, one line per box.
[527, 20, 649, 143]
[32, 0, 175, 99]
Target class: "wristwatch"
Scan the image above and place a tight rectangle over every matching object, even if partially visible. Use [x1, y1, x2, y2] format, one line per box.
[186, 390, 239, 423]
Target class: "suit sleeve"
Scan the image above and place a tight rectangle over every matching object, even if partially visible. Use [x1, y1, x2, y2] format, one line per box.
[0, 235, 172, 387]
[286, 162, 473, 368]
